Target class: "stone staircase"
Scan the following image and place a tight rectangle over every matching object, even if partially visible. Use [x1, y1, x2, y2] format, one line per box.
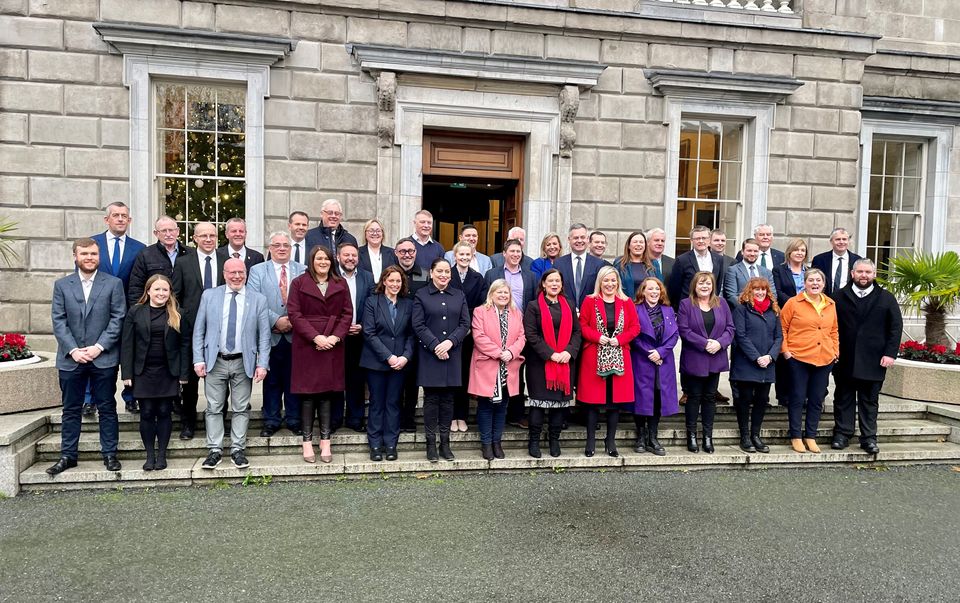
[12, 397, 960, 493]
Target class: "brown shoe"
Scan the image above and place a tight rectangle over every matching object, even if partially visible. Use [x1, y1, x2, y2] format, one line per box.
[803, 438, 821, 453]
[791, 438, 806, 453]
[715, 392, 729, 403]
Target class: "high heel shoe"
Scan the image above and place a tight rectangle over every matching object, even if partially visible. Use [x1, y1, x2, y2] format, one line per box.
[604, 445, 619, 458]
[584, 447, 595, 458]
[803, 438, 821, 453]
[319, 439, 332, 463]
[686, 430, 699, 453]
[302, 441, 316, 463]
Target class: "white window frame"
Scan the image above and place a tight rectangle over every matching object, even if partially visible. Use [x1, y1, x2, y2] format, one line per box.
[858, 119, 953, 256]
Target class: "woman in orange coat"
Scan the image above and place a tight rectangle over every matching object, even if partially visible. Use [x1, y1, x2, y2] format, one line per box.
[780, 268, 839, 454]
[577, 265, 641, 457]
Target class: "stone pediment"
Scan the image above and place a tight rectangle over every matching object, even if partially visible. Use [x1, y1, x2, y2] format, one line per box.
[645, 68, 803, 103]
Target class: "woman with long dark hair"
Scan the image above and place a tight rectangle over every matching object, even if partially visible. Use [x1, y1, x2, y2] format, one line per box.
[615, 230, 652, 299]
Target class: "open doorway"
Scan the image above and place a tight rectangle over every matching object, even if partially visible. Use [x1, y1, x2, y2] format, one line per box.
[421, 131, 524, 256]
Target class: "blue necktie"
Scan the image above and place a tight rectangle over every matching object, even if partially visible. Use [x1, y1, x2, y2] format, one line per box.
[226, 291, 238, 352]
[203, 256, 212, 289]
[653, 259, 663, 281]
[574, 255, 583, 298]
[111, 236, 121, 275]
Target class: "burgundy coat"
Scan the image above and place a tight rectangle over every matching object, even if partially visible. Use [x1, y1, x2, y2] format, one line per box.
[676, 297, 734, 377]
[287, 273, 353, 394]
[576, 295, 641, 404]
[630, 302, 679, 417]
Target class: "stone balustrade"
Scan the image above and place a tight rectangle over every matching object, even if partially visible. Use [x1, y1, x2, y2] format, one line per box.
[653, 0, 794, 13]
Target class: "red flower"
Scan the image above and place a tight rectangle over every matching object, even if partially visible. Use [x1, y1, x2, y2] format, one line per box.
[931, 344, 947, 355]
[1, 353, 8, 360]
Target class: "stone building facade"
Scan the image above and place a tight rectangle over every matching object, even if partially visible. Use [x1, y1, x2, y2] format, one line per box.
[1, 0, 959, 346]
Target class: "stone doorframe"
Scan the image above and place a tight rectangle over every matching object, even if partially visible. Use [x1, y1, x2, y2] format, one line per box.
[350, 45, 605, 251]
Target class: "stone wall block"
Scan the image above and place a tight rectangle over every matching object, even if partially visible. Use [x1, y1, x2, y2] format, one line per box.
[767, 184, 812, 209]
[573, 148, 597, 175]
[264, 129, 288, 159]
[789, 82, 817, 106]
[839, 110, 861, 135]
[408, 23, 462, 52]
[619, 177, 663, 204]
[269, 70, 291, 98]
[318, 163, 377, 192]
[0, 272, 63, 304]
[29, 115, 98, 147]
[601, 40, 647, 66]
[100, 118, 129, 148]
[289, 131, 346, 161]
[98, 55, 123, 86]
[63, 21, 109, 52]
[100, 180, 128, 206]
[572, 175, 618, 202]
[814, 133, 859, 160]
[0, 302, 30, 331]
[790, 107, 840, 133]
[546, 35, 600, 62]
[649, 44, 709, 72]
[817, 82, 863, 108]
[64, 85, 128, 118]
[28, 0, 96, 18]
[770, 131, 815, 157]
[0, 113, 27, 143]
[316, 104, 376, 134]
[768, 157, 789, 183]
[263, 189, 289, 218]
[282, 41, 320, 70]
[347, 76, 376, 104]
[344, 191, 377, 220]
[709, 47, 734, 73]
[837, 161, 859, 187]
[622, 123, 667, 150]
[598, 150, 663, 177]
[292, 13, 346, 42]
[0, 144, 61, 175]
[320, 43, 355, 73]
[794, 55, 843, 81]
[734, 50, 795, 77]
[622, 68, 653, 94]
[596, 203, 645, 229]
[1, 15, 62, 48]
[462, 28, 491, 54]
[812, 186, 857, 211]
[0, 82, 63, 113]
[265, 160, 317, 189]
[265, 99, 317, 130]
[491, 30, 544, 58]
[64, 209, 102, 238]
[29, 240, 73, 270]
[0, 49, 27, 78]
[842, 59, 865, 82]
[346, 17, 407, 46]
[574, 122, 622, 148]
[344, 134, 378, 163]
[505, 5, 566, 28]
[291, 72, 346, 102]
[0, 176, 28, 206]
[65, 148, 128, 179]
[0, 207, 63, 238]
[599, 95, 646, 122]
[380, 0, 445, 17]
[594, 67, 622, 93]
[785, 209, 835, 237]
[215, 3, 288, 36]
[101, 0, 180, 26]
[789, 158, 837, 185]
[30, 177, 99, 208]
[29, 302, 53, 333]
[182, 1, 215, 30]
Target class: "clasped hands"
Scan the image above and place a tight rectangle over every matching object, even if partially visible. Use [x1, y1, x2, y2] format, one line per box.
[434, 340, 454, 360]
[70, 346, 102, 364]
[313, 334, 340, 351]
[597, 335, 619, 347]
[704, 339, 721, 355]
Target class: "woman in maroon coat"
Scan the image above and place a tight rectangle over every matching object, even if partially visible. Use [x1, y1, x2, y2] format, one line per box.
[577, 266, 640, 458]
[287, 245, 352, 464]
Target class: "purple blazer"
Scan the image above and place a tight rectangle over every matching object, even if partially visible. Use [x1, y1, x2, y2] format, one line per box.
[630, 303, 679, 417]
[677, 297, 735, 377]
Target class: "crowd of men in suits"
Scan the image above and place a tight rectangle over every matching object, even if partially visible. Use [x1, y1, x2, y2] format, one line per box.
[45, 196, 900, 474]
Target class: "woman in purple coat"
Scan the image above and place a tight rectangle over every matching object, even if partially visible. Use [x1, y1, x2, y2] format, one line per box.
[630, 277, 678, 456]
[677, 272, 735, 454]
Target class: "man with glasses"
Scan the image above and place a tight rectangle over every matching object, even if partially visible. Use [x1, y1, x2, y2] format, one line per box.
[394, 238, 428, 432]
[304, 199, 357, 254]
[127, 216, 186, 306]
[736, 224, 785, 269]
[668, 225, 726, 304]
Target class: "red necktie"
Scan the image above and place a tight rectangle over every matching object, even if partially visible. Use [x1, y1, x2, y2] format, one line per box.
[280, 264, 288, 305]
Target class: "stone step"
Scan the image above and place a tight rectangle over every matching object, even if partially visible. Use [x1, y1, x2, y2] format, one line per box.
[34, 419, 953, 460]
[19, 440, 960, 492]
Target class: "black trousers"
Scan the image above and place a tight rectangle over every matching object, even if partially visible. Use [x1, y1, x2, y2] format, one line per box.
[833, 375, 882, 444]
[732, 380, 770, 437]
[179, 371, 200, 432]
[139, 397, 174, 455]
[528, 407, 564, 439]
[634, 387, 662, 435]
[682, 372, 720, 432]
[422, 387, 453, 438]
[301, 395, 333, 441]
[332, 334, 366, 430]
[773, 355, 792, 405]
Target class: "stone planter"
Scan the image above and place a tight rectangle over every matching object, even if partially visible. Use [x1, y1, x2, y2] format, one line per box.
[881, 358, 960, 405]
[0, 352, 61, 415]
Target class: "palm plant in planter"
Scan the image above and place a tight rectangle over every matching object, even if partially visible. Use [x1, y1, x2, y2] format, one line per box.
[0, 218, 18, 267]
[880, 250, 960, 347]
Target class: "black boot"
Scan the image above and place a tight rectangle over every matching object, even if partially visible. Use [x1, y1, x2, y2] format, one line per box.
[703, 430, 715, 454]
[633, 418, 646, 453]
[439, 435, 455, 461]
[481, 443, 494, 461]
[154, 449, 167, 470]
[751, 434, 770, 453]
[425, 434, 439, 463]
[646, 422, 666, 456]
[686, 430, 699, 453]
[548, 428, 562, 458]
[739, 435, 756, 453]
[142, 447, 155, 472]
[528, 419, 543, 458]
[734, 399, 753, 452]
[492, 441, 505, 459]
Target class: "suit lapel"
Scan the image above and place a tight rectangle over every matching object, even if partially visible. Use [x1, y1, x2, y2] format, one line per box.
[84, 274, 107, 317]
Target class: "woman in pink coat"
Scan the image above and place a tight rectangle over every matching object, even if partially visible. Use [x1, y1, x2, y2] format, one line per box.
[468, 279, 526, 460]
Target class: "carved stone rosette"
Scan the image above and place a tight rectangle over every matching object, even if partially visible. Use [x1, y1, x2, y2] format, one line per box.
[559, 85, 579, 158]
[377, 71, 397, 148]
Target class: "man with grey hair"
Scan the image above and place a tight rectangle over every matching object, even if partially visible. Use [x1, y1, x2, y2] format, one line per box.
[668, 225, 725, 304]
[217, 217, 265, 271]
[490, 225, 533, 272]
[645, 227, 675, 284]
[811, 227, 861, 296]
[409, 209, 445, 270]
[305, 198, 358, 254]
[831, 258, 902, 454]
[736, 224, 785, 269]
[127, 215, 187, 306]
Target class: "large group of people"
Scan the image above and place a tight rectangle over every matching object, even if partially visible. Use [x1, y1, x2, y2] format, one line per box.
[46, 199, 905, 476]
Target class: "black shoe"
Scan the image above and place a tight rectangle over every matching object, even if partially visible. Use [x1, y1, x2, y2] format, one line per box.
[604, 443, 619, 458]
[739, 435, 756, 453]
[426, 438, 439, 463]
[260, 426, 278, 437]
[104, 456, 122, 471]
[751, 435, 770, 453]
[584, 448, 595, 458]
[481, 443, 494, 461]
[647, 436, 666, 456]
[154, 451, 167, 471]
[231, 451, 249, 469]
[492, 441, 505, 459]
[179, 428, 194, 441]
[528, 440, 542, 459]
[370, 447, 383, 462]
[142, 450, 155, 471]
[348, 423, 366, 433]
[702, 434, 714, 454]
[201, 451, 222, 469]
[46, 457, 77, 475]
[439, 438, 455, 461]
[385, 448, 398, 461]
[861, 441, 880, 454]
[82, 403, 95, 417]
[686, 430, 699, 453]
[633, 438, 645, 453]
[549, 435, 561, 458]
[285, 424, 303, 436]
[125, 401, 140, 413]
[831, 435, 849, 450]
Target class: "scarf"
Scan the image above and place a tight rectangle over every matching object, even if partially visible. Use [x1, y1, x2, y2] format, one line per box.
[752, 297, 771, 314]
[540, 293, 573, 395]
[595, 298, 625, 377]
[492, 307, 510, 403]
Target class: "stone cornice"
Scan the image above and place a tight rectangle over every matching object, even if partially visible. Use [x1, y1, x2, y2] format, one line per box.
[862, 96, 960, 122]
[645, 69, 803, 103]
[349, 44, 606, 88]
[93, 22, 296, 65]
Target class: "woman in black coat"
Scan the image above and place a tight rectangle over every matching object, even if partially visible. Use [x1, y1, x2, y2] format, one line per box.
[120, 274, 188, 471]
[361, 265, 415, 462]
[449, 241, 488, 432]
[412, 258, 471, 462]
[730, 277, 783, 454]
[523, 269, 581, 458]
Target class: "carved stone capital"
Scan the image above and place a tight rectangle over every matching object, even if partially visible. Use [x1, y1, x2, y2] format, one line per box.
[377, 71, 397, 148]
[559, 85, 579, 158]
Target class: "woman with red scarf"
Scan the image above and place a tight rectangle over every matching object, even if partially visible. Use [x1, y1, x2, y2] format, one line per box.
[522, 269, 581, 458]
[730, 277, 783, 453]
[576, 266, 641, 458]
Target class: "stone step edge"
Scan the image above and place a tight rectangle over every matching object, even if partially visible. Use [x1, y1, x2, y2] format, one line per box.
[19, 442, 960, 487]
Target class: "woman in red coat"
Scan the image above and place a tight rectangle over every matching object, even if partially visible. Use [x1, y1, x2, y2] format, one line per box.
[577, 265, 641, 457]
[287, 245, 352, 464]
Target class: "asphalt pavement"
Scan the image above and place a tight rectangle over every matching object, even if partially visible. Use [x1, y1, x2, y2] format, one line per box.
[1, 466, 958, 602]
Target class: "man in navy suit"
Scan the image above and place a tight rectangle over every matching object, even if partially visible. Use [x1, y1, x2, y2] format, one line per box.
[724, 238, 777, 307]
[216, 217, 265, 271]
[193, 258, 271, 470]
[736, 224, 785, 269]
[90, 202, 145, 414]
[47, 238, 127, 475]
[811, 227, 862, 297]
[248, 232, 306, 437]
[646, 227, 675, 285]
[555, 223, 605, 312]
[668, 225, 725, 305]
[334, 241, 375, 432]
[490, 226, 534, 272]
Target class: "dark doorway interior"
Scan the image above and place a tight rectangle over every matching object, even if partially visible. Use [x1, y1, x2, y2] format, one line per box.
[422, 177, 517, 257]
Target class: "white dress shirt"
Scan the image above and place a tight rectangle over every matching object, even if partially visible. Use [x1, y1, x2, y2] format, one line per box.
[368, 247, 383, 282]
[832, 253, 850, 289]
[695, 250, 714, 272]
[291, 240, 305, 264]
[227, 245, 247, 260]
[80, 270, 97, 303]
[854, 283, 874, 298]
[198, 250, 218, 282]
[219, 286, 246, 354]
[342, 271, 358, 324]
[106, 233, 126, 265]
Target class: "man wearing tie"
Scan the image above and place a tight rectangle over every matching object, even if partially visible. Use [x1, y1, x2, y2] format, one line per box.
[90, 202, 145, 414]
[193, 258, 271, 470]
[248, 232, 306, 437]
[127, 216, 187, 306]
[724, 238, 778, 307]
[645, 227, 675, 286]
[555, 223, 605, 312]
[217, 217, 265, 271]
[172, 222, 224, 440]
[812, 227, 862, 297]
[47, 238, 127, 475]
[288, 211, 310, 265]
[736, 224, 786, 268]
[335, 242, 375, 432]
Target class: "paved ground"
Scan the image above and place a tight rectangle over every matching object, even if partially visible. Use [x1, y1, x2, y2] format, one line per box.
[1, 466, 958, 602]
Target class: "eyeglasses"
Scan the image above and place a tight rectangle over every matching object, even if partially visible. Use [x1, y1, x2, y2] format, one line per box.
[322, 210, 343, 217]
[156, 228, 179, 234]
[366, 229, 383, 235]
[269, 243, 291, 249]
[396, 249, 416, 255]
[195, 234, 217, 239]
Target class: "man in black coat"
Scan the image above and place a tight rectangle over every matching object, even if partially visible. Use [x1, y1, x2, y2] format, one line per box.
[216, 217, 265, 271]
[667, 225, 725, 305]
[831, 258, 903, 454]
[554, 223, 605, 312]
[811, 227, 861, 297]
[127, 216, 188, 306]
[304, 198, 358, 254]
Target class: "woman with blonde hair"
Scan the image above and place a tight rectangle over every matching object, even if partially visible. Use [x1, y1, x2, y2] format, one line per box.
[468, 279, 526, 460]
[530, 232, 563, 279]
[358, 218, 397, 282]
[120, 274, 188, 471]
[771, 237, 808, 406]
[577, 266, 640, 457]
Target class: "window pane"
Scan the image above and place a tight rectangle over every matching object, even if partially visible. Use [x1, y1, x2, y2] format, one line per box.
[190, 177, 217, 224]
[893, 214, 917, 250]
[217, 134, 245, 177]
[187, 85, 217, 131]
[721, 123, 742, 161]
[218, 180, 245, 223]
[719, 162, 741, 201]
[899, 177, 921, 213]
[881, 176, 898, 212]
[217, 87, 245, 133]
[700, 122, 721, 161]
[903, 142, 923, 177]
[187, 132, 217, 176]
[697, 160, 719, 199]
[870, 140, 885, 176]
[883, 141, 904, 175]
[157, 83, 185, 129]
[159, 130, 185, 175]
[680, 122, 699, 157]
[159, 176, 186, 224]
[868, 176, 883, 210]
[678, 158, 696, 198]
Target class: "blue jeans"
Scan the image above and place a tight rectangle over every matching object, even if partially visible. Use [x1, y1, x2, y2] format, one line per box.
[366, 369, 405, 449]
[59, 364, 119, 460]
[476, 397, 508, 445]
[262, 338, 301, 430]
[787, 359, 833, 439]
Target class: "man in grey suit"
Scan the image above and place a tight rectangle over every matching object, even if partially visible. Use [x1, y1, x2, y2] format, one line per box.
[248, 232, 305, 437]
[193, 258, 271, 470]
[724, 238, 778, 307]
[47, 238, 127, 475]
